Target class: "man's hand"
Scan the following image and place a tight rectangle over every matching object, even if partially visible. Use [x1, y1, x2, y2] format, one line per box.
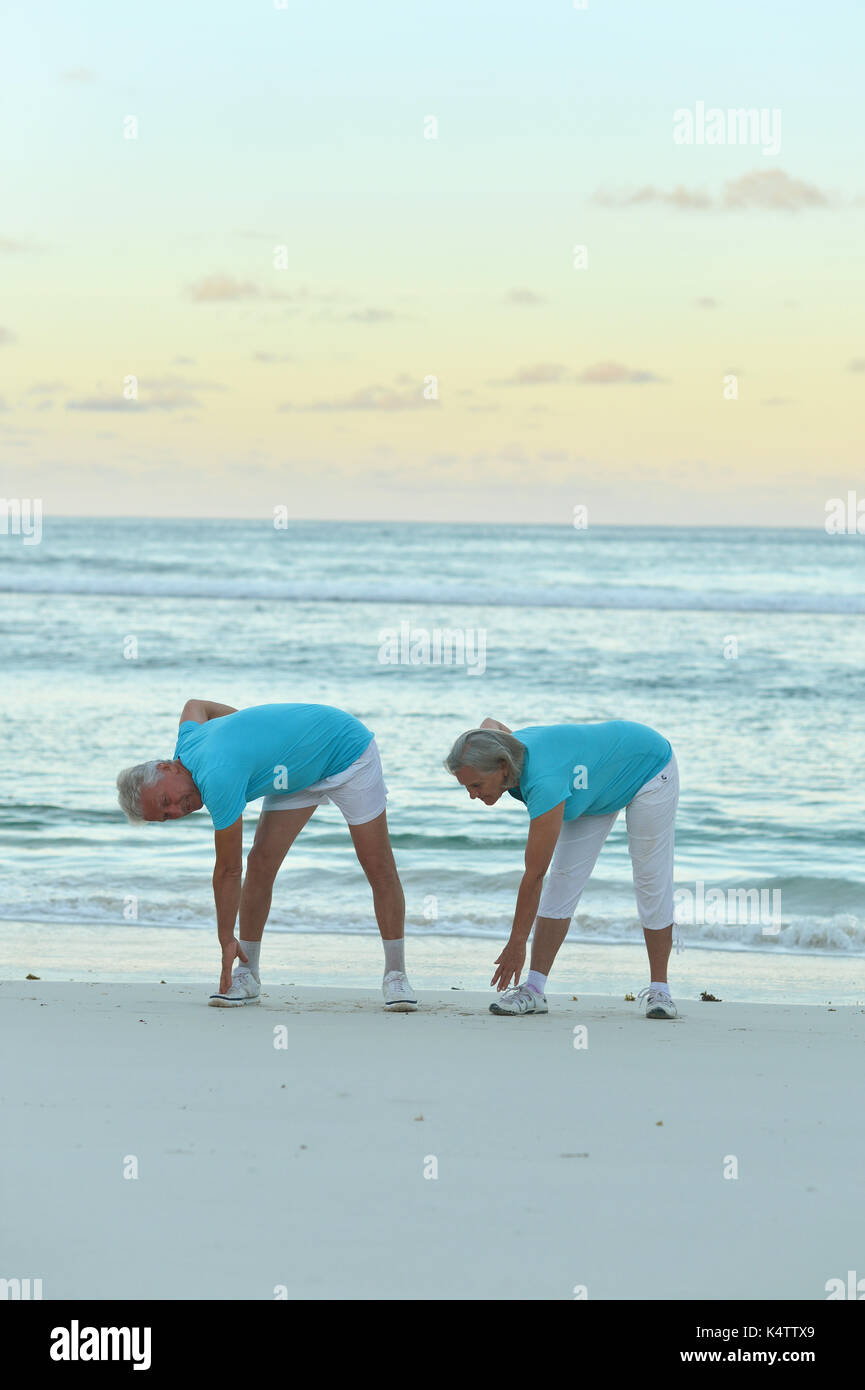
[480, 717, 512, 733]
[219, 937, 248, 994]
[491, 937, 526, 991]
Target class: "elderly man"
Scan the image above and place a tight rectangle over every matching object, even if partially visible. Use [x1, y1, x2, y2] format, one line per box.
[117, 700, 417, 1011]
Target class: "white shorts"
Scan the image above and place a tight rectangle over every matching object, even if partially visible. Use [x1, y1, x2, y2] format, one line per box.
[259, 738, 388, 827]
[537, 752, 679, 930]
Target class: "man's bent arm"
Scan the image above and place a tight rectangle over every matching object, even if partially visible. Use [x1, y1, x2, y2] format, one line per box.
[181, 699, 238, 725]
[213, 818, 243, 944]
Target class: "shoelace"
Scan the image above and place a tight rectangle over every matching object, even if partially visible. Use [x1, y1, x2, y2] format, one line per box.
[636, 986, 670, 1005]
[501, 985, 532, 1005]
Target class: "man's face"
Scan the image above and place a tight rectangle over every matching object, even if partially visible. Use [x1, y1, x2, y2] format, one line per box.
[139, 761, 203, 821]
[455, 762, 509, 805]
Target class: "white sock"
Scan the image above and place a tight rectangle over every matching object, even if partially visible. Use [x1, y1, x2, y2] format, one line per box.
[650, 980, 670, 994]
[383, 938, 405, 975]
[239, 939, 261, 979]
[526, 969, 547, 995]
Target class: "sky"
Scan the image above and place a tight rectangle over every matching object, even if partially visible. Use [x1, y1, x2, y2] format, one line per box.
[1, 0, 863, 525]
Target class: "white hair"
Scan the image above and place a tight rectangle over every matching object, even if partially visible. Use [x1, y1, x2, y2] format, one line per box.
[443, 728, 525, 786]
[116, 760, 165, 823]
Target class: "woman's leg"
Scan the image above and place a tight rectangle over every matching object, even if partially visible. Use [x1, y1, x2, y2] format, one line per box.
[530, 918, 572, 974]
[624, 754, 679, 985]
[532, 812, 619, 983]
[643, 924, 673, 983]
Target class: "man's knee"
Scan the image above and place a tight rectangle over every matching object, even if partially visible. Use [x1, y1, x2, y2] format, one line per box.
[359, 856, 401, 892]
[245, 844, 282, 883]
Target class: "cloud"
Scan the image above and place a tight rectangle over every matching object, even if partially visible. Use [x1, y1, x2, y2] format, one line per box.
[280, 383, 437, 412]
[762, 397, 792, 406]
[253, 352, 294, 363]
[595, 184, 712, 209]
[576, 361, 661, 384]
[343, 308, 397, 323]
[66, 395, 198, 413]
[0, 237, 40, 253]
[594, 169, 831, 213]
[696, 297, 718, 309]
[0, 326, 16, 344]
[722, 169, 829, 211]
[488, 361, 661, 387]
[25, 380, 66, 394]
[847, 359, 865, 372]
[504, 288, 547, 306]
[145, 373, 226, 392]
[491, 363, 569, 386]
[187, 276, 349, 311]
[60, 68, 96, 83]
[188, 275, 261, 302]
[64, 376, 224, 413]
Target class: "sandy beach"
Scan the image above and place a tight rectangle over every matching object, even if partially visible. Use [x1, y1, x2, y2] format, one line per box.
[4, 976, 862, 1301]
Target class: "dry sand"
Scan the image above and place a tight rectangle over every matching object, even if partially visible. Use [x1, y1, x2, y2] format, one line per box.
[3, 979, 862, 1300]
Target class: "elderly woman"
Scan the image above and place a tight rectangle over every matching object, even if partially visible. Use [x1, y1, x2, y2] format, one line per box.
[445, 717, 680, 1019]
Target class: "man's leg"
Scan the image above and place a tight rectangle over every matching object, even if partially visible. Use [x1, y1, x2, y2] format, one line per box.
[209, 805, 317, 1006]
[348, 809, 405, 942]
[348, 809, 416, 1010]
[238, 805, 318, 964]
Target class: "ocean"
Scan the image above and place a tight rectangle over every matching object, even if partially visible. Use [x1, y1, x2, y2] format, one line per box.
[1, 518, 863, 1000]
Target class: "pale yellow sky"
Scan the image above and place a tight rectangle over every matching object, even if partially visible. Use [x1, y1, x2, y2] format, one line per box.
[2, 0, 863, 524]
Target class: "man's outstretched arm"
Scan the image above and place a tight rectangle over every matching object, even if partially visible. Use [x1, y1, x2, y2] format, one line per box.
[213, 816, 246, 991]
[180, 699, 238, 724]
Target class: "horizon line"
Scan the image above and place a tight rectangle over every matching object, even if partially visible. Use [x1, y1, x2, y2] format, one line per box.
[32, 515, 840, 532]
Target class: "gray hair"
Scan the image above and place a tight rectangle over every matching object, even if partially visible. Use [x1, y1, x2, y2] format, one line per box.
[443, 728, 525, 786]
[116, 760, 165, 823]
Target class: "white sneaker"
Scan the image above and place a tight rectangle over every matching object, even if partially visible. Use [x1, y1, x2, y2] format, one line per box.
[382, 970, 418, 1011]
[637, 986, 678, 1019]
[489, 984, 548, 1015]
[209, 966, 261, 1007]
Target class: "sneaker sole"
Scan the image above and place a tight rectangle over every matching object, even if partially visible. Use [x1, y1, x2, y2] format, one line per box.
[208, 995, 260, 1007]
[646, 1007, 677, 1019]
[489, 1003, 548, 1015]
[384, 1000, 418, 1011]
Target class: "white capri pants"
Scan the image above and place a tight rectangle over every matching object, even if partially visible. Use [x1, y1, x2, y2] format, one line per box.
[259, 738, 388, 826]
[537, 753, 679, 930]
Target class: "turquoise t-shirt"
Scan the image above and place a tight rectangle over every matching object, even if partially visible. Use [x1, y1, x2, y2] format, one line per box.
[173, 703, 374, 830]
[508, 720, 672, 821]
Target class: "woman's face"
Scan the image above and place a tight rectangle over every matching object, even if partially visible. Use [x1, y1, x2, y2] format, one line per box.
[455, 760, 510, 805]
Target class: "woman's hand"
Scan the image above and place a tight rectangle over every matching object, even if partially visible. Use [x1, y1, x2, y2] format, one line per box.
[491, 937, 526, 991]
